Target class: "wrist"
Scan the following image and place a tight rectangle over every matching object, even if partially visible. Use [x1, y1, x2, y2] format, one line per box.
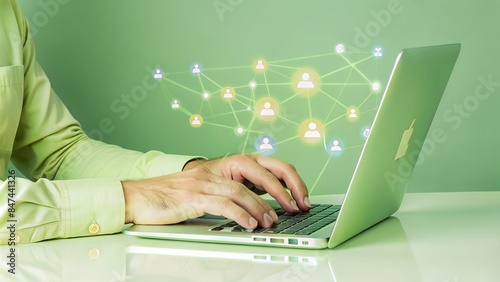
[122, 180, 136, 224]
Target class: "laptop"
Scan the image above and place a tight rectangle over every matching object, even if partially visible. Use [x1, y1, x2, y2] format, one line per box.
[123, 43, 461, 249]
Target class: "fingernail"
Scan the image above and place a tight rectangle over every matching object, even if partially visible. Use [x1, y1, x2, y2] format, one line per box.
[304, 196, 311, 208]
[268, 210, 278, 222]
[249, 217, 258, 228]
[263, 213, 273, 226]
[290, 200, 299, 211]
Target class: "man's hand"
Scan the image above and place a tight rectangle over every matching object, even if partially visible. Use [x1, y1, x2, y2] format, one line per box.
[183, 154, 310, 212]
[122, 154, 310, 230]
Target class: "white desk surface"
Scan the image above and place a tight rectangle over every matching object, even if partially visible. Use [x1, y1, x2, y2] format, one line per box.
[1, 192, 499, 282]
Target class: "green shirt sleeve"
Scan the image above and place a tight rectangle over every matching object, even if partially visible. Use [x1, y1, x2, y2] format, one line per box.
[0, 0, 203, 245]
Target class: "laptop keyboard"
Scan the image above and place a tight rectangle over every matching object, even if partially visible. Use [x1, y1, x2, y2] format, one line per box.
[209, 204, 341, 235]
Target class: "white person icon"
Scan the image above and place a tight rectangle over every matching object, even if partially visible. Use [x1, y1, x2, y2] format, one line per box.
[300, 119, 324, 144]
[189, 114, 203, 128]
[255, 97, 279, 121]
[293, 68, 320, 96]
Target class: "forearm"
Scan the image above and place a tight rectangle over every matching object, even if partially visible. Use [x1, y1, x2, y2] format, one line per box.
[54, 137, 204, 180]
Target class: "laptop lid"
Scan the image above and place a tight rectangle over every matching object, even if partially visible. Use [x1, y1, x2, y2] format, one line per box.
[328, 43, 461, 248]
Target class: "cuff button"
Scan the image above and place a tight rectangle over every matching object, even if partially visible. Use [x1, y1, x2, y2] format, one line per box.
[89, 222, 100, 234]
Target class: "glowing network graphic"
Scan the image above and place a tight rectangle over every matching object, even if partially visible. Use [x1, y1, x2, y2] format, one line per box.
[151, 44, 384, 160]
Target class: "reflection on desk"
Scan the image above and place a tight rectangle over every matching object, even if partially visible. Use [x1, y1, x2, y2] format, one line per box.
[1, 192, 499, 282]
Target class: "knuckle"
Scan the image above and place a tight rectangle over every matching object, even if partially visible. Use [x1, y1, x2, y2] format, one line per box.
[217, 198, 234, 210]
[191, 193, 207, 207]
[189, 165, 209, 176]
[283, 162, 297, 172]
[204, 182, 217, 195]
[227, 183, 247, 197]
[231, 153, 253, 164]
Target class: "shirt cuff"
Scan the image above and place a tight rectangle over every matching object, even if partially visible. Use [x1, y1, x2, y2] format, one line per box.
[58, 178, 125, 239]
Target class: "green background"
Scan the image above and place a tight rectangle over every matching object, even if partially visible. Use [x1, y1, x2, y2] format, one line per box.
[17, 0, 500, 194]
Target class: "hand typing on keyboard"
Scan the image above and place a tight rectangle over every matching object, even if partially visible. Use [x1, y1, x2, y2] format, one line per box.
[122, 154, 311, 230]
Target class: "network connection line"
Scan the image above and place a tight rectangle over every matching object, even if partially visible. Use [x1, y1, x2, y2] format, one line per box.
[150, 44, 385, 165]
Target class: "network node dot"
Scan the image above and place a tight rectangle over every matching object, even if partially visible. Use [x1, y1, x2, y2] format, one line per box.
[335, 44, 345, 54]
[235, 126, 244, 135]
